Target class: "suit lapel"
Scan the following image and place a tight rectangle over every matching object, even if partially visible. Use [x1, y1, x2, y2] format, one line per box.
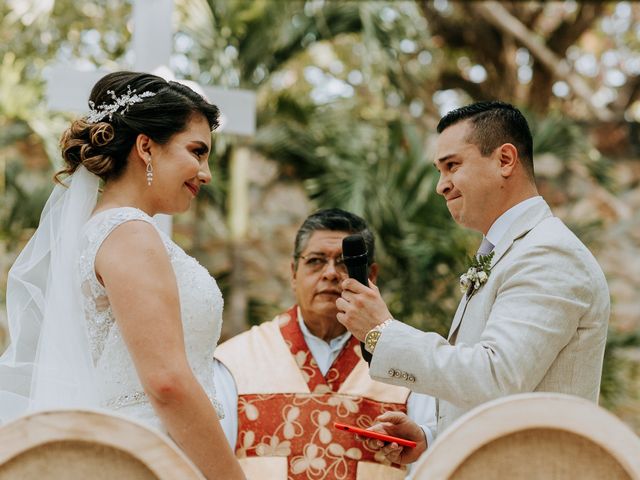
[489, 201, 553, 269]
[447, 293, 470, 342]
[447, 201, 553, 342]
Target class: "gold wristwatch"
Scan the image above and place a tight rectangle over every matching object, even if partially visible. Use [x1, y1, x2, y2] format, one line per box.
[364, 319, 393, 354]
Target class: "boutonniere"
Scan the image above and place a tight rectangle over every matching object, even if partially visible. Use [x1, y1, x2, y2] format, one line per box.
[460, 251, 494, 297]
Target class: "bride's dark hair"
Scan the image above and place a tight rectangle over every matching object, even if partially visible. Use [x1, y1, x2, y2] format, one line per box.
[57, 71, 220, 183]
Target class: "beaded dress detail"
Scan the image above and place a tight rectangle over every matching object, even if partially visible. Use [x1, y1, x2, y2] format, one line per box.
[79, 207, 224, 432]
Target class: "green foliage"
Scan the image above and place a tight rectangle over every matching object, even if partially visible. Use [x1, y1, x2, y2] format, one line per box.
[177, 0, 364, 87]
[1, 160, 53, 246]
[255, 88, 471, 334]
[0, 0, 132, 245]
[177, 0, 463, 335]
[530, 112, 614, 189]
[600, 329, 640, 410]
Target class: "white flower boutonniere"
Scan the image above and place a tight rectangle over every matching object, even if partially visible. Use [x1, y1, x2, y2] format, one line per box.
[460, 251, 494, 297]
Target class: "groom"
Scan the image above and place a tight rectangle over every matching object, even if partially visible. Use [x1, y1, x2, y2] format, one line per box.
[336, 101, 610, 463]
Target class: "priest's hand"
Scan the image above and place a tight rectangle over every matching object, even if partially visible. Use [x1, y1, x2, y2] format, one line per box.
[360, 411, 428, 465]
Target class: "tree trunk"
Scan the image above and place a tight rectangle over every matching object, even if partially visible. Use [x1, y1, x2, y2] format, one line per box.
[471, 1, 614, 121]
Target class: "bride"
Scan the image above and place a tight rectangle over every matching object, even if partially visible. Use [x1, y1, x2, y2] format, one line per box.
[0, 71, 245, 479]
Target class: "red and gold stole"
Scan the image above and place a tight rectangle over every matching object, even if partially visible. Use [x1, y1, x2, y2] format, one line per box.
[235, 306, 407, 480]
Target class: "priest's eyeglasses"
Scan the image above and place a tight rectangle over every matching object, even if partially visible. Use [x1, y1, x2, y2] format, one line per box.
[298, 254, 348, 275]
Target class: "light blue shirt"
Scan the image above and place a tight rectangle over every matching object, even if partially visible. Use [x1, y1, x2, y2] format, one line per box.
[213, 312, 437, 453]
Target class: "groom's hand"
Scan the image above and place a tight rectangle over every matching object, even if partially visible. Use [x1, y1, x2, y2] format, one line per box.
[336, 278, 392, 341]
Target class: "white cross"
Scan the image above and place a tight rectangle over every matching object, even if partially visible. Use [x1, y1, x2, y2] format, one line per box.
[46, 0, 256, 233]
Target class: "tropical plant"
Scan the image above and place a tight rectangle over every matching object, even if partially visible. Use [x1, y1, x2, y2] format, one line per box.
[174, 0, 450, 333]
[255, 90, 471, 333]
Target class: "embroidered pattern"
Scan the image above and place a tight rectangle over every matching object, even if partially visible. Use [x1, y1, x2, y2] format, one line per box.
[235, 307, 407, 479]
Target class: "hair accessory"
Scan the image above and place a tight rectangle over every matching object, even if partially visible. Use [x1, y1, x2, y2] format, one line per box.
[146, 161, 153, 186]
[86, 86, 156, 124]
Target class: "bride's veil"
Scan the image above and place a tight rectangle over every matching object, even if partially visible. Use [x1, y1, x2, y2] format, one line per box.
[0, 166, 100, 422]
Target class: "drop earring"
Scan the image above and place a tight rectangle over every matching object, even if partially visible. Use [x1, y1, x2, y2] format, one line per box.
[146, 161, 153, 186]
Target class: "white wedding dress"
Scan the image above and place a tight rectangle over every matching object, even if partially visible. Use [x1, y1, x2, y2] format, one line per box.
[78, 207, 224, 432]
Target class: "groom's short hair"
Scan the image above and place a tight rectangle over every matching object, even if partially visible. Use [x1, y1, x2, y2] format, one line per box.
[437, 101, 535, 179]
[293, 208, 375, 269]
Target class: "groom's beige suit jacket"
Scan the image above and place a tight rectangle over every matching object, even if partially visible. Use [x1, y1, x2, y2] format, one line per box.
[369, 201, 610, 434]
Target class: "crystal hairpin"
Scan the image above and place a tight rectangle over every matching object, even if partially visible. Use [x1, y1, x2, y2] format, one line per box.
[86, 85, 156, 124]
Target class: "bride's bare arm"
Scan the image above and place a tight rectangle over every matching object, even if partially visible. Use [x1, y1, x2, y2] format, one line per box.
[95, 220, 245, 480]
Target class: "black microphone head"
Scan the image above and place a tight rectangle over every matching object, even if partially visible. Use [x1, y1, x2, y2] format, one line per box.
[342, 234, 367, 258]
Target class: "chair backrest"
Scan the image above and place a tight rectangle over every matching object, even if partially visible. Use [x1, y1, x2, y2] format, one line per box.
[0, 409, 205, 480]
[411, 393, 640, 480]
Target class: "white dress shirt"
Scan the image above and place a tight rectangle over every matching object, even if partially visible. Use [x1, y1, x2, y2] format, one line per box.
[213, 312, 437, 452]
[484, 196, 544, 247]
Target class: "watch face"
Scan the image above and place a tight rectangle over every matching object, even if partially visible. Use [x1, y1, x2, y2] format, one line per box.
[365, 330, 381, 353]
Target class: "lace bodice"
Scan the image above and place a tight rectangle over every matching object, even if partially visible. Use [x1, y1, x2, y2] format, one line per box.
[79, 207, 224, 431]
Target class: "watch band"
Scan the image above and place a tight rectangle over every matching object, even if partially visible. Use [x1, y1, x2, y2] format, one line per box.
[364, 318, 394, 354]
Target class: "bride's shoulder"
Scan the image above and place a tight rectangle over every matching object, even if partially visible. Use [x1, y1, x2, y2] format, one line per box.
[87, 207, 154, 229]
[83, 207, 157, 247]
[90, 206, 153, 224]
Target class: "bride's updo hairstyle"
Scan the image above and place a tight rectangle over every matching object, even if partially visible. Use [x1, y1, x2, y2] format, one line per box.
[56, 71, 220, 183]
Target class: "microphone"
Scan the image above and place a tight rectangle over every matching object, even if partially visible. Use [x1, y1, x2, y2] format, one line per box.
[342, 234, 373, 363]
